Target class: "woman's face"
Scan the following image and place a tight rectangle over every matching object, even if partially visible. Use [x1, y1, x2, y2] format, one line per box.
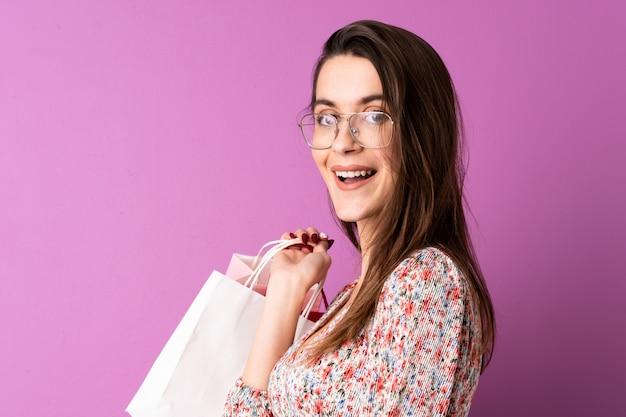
[312, 55, 396, 231]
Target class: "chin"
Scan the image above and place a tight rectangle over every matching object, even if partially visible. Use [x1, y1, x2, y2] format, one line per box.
[333, 208, 365, 224]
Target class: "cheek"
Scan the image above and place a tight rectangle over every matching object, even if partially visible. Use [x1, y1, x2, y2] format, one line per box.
[311, 151, 327, 175]
[312, 153, 336, 191]
[381, 149, 398, 183]
[381, 161, 398, 192]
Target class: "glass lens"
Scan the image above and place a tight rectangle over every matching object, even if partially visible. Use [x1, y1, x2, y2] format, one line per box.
[299, 114, 337, 149]
[349, 112, 393, 148]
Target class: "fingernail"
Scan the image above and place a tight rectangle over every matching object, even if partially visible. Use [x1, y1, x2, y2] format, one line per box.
[320, 232, 328, 239]
[289, 232, 297, 238]
[327, 239, 335, 250]
[302, 233, 309, 244]
[311, 233, 319, 244]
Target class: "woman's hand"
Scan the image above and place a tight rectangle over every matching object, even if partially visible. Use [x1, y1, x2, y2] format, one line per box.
[268, 228, 333, 299]
[241, 228, 333, 391]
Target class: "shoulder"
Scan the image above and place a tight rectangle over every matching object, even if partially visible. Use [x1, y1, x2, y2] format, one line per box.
[369, 247, 475, 354]
[381, 247, 468, 304]
[391, 247, 465, 286]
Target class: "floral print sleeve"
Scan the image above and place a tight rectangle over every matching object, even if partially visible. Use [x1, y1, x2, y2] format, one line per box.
[222, 378, 273, 417]
[223, 248, 482, 417]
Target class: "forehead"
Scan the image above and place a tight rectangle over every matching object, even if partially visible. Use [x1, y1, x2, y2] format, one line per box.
[315, 55, 382, 108]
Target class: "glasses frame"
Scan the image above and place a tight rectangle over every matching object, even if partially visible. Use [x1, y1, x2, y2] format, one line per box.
[298, 111, 395, 150]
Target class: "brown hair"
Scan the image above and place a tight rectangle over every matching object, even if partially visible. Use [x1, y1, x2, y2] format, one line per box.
[308, 20, 495, 369]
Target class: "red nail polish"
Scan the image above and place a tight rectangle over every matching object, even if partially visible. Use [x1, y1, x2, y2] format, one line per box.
[326, 239, 335, 250]
[311, 233, 319, 244]
[289, 232, 296, 238]
[302, 233, 309, 244]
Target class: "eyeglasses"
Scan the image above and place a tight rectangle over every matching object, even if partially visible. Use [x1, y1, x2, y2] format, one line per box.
[298, 111, 394, 150]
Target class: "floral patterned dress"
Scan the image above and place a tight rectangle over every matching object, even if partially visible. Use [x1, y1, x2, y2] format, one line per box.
[222, 247, 482, 417]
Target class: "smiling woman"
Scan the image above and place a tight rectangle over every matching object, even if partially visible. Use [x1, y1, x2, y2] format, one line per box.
[222, 20, 495, 417]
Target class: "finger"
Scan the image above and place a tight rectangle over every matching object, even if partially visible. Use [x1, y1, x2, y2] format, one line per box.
[308, 229, 320, 245]
[312, 239, 334, 254]
[282, 228, 326, 249]
[293, 228, 314, 245]
[317, 231, 332, 246]
[306, 226, 329, 245]
[281, 231, 296, 240]
[308, 229, 333, 251]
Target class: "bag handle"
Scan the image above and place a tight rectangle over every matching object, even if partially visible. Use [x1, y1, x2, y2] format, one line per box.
[243, 238, 327, 320]
[248, 239, 292, 270]
[301, 279, 325, 318]
[243, 239, 299, 288]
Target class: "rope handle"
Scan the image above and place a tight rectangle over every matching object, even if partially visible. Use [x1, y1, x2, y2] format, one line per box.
[243, 238, 328, 320]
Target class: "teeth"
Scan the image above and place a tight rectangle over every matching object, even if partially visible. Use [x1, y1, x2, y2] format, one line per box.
[335, 170, 373, 178]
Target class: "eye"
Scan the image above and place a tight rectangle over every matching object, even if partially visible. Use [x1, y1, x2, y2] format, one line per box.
[316, 114, 338, 128]
[361, 111, 388, 125]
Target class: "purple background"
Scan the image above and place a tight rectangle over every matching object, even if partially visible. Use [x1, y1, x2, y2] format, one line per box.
[1, 1, 624, 416]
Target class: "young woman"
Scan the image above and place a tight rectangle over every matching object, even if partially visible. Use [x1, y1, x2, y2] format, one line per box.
[222, 20, 495, 417]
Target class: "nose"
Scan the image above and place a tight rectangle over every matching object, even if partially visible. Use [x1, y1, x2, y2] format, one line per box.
[331, 116, 360, 153]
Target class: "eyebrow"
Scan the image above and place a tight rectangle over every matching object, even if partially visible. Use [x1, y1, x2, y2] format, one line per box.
[313, 94, 384, 108]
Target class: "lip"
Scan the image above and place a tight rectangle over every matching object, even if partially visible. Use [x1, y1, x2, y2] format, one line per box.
[330, 164, 376, 191]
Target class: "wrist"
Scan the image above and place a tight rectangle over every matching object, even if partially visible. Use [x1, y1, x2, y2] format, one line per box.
[265, 272, 308, 308]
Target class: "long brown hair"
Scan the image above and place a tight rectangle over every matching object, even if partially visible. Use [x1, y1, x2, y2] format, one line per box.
[308, 20, 495, 369]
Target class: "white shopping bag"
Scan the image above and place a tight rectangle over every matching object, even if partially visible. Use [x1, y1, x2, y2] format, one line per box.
[126, 239, 324, 417]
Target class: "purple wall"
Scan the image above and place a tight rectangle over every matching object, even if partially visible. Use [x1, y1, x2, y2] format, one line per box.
[1, 1, 624, 416]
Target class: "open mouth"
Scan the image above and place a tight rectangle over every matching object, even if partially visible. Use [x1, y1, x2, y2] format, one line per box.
[335, 170, 376, 184]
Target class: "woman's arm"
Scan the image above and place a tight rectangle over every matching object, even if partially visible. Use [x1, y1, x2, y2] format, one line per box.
[242, 229, 331, 389]
[240, 267, 311, 389]
[222, 228, 331, 417]
[222, 229, 331, 416]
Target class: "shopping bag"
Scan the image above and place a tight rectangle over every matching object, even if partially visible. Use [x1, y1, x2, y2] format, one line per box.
[225, 246, 325, 316]
[126, 238, 325, 417]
